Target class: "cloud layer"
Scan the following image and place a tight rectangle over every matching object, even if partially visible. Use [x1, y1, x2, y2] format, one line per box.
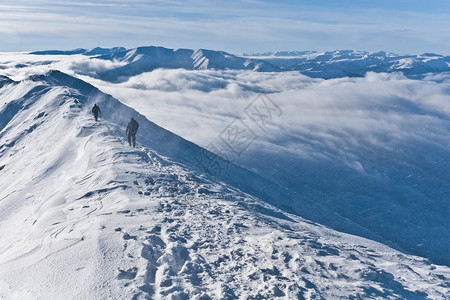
[1, 53, 449, 264]
[80, 64, 449, 264]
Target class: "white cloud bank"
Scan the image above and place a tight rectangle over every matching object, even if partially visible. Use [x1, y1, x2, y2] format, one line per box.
[0, 53, 449, 264]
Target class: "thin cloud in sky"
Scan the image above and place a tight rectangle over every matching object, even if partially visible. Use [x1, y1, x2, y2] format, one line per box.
[0, 0, 449, 54]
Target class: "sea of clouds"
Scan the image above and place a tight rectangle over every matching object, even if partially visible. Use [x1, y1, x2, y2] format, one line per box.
[1, 52, 449, 264]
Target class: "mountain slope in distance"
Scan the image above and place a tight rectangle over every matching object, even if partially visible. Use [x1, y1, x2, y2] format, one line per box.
[93, 46, 279, 82]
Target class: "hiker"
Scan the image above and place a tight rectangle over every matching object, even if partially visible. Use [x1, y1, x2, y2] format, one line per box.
[126, 117, 139, 147]
[92, 104, 101, 121]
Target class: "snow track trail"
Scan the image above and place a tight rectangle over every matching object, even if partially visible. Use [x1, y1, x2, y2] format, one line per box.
[0, 71, 449, 299]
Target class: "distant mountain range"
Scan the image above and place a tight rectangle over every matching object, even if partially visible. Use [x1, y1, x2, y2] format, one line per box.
[31, 46, 450, 81]
[246, 50, 450, 78]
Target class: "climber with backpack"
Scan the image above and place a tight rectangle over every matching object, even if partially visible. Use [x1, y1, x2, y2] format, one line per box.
[92, 104, 101, 121]
[126, 117, 139, 147]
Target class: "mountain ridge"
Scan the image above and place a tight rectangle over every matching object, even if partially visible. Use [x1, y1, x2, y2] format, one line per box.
[1, 70, 449, 299]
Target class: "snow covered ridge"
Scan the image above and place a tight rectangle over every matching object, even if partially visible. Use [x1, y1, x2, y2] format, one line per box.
[29, 46, 450, 80]
[1, 70, 450, 298]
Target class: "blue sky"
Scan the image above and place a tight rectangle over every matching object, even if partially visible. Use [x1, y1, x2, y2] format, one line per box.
[1, 0, 449, 54]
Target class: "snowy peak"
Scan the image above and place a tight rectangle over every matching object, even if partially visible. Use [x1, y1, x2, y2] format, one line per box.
[28, 70, 98, 95]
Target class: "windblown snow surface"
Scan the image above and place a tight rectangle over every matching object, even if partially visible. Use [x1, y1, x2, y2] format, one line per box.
[0, 49, 449, 299]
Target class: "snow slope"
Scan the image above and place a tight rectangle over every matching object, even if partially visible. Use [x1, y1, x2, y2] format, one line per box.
[1, 71, 449, 299]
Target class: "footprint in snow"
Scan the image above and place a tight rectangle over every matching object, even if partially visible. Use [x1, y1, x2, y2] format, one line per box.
[117, 267, 138, 280]
[123, 233, 137, 240]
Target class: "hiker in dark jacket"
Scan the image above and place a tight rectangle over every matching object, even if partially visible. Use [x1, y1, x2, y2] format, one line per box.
[92, 104, 101, 121]
[126, 118, 139, 147]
